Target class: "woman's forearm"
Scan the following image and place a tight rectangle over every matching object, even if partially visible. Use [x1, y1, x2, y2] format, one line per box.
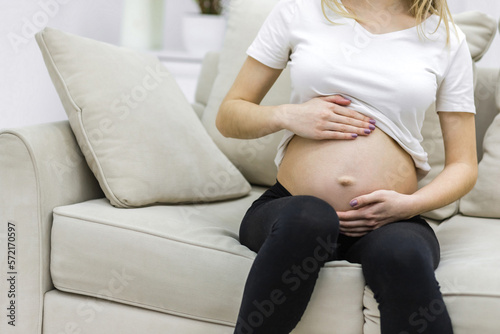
[217, 99, 286, 139]
[410, 161, 478, 216]
[410, 112, 478, 216]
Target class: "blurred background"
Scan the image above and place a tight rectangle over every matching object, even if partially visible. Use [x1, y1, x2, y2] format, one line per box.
[1, 0, 500, 129]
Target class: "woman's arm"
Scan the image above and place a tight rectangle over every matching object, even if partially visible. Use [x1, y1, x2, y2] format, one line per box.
[337, 111, 478, 237]
[409, 112, 478, 213]
[217, 56, 375, 140]
[216, 56, 285, 139]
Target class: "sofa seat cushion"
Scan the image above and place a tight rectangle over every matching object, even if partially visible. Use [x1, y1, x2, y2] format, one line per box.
[435, 215, 500, 333]
[51, 186, 365, 333]
[435, 215, 500, 296]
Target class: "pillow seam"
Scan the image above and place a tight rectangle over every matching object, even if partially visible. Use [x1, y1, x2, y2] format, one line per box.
[39, 28, 126, 207]
[38, 29, 82, 113]
[76, 112, 126, 207]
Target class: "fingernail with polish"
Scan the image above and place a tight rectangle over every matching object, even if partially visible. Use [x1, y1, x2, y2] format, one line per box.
[369, 124, 376, 130]
[350, 199, 358, 207]
[351, 133, 358, 138]
[364, 129, 371, 134]
[369, 119, 376, 124]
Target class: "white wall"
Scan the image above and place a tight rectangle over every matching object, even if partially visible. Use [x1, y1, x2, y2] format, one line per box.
[0, 0, 200, 130]
[0, 0, 126, 129]
[1, 0, 500, 129]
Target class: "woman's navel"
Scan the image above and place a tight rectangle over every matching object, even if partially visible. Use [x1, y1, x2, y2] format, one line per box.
[337, 175, 356, 187]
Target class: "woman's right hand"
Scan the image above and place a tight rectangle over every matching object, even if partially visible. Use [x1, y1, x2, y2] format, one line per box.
[279, 95, 376, 140]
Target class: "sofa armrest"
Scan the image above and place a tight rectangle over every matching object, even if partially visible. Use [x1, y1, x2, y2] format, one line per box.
[0, 121, 103, 334]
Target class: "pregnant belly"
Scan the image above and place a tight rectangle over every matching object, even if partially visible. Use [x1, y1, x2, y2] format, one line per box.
[276, 128, 418, 212]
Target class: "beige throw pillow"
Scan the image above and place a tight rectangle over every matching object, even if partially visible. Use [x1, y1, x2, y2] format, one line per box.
[460, 110, 500, 218]
[35, 27, 250, 208]
[453, 11, 498, 62]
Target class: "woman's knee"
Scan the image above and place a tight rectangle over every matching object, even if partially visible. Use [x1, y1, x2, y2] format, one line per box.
[364, 239, 435, 283]
[361, 222, 438, 273]
[276, 195, 339, 248]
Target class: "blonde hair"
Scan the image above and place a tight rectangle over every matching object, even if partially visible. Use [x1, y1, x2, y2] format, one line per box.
[321, 0, 456, 44]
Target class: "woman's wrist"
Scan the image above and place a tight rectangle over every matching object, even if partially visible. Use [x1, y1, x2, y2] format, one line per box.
[406, 192, 428, 217]
[408, 184, 458, 217]
[272, 103, 293, 133]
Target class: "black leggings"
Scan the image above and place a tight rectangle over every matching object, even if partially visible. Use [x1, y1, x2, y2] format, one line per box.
[234, 181, 453, 334]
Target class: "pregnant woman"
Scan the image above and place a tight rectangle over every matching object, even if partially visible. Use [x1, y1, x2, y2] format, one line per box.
[217, 0, 478, 333]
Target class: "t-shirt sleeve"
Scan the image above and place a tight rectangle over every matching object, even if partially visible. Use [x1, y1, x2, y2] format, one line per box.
[246, 0, 297, 69]
[436, 34, 476, 114]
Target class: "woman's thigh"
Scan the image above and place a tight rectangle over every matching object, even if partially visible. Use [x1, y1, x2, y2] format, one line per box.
[343, 216, 440, 267]
[239, 182, 340, 255]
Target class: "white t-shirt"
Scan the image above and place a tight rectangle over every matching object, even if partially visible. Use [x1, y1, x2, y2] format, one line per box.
[246, 0, 476, 178]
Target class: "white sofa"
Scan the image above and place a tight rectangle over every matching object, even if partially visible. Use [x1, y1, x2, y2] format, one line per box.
[2, 1, 500, 334]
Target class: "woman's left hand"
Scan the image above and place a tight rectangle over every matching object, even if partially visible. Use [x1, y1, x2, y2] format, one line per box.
[337, 190, 418, 237]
